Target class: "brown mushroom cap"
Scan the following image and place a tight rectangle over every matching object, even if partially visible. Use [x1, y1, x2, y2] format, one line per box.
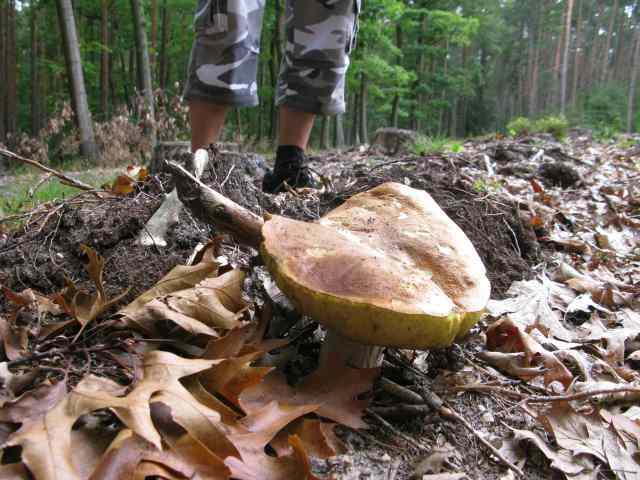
[261, 182, 491, 349]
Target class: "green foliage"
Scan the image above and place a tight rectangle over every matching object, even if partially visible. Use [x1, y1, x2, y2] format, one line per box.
[534, 115, 569, 141]
[506, 115, 568, 141]
[507, 117, 534, 137]
[0, 169, 115, 217]
[413, 136, 463, 155]
[583, 86, 627, 132]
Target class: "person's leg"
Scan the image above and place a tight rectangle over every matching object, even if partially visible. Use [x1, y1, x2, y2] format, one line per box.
[263, 0, 360, 193]
[189, 102, 228, 152]
[183, 0, 265, 151]
[278, 106, 315, 150]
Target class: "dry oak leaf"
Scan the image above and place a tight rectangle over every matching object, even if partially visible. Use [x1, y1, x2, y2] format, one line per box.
[239, 355, 379, 429]
[90, 429, 196, 480]
[2, 376, 128, 480]
[486, 275, 575, 341]
[270, 418, 346, 459]
[506, 427, 588, 476]
[118, 250, 222, 331]
[484, 318, 573, 387]
[537, 404, 640, 480]
[55, 245, 128, 334]
[3, 353, 217, 480]
[123, 269, 247, 337]
[224, 402, 322, 480]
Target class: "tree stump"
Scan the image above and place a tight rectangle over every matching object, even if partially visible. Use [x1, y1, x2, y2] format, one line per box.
[371, 128, 419, 155]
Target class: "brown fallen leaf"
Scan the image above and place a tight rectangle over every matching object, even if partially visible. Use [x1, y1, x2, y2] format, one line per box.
[239, 355, 379, 429]
[0, 379, 67, 425]
[506, 427, 588, 476]
[123, 269, 247, 337]
[0, 316, 27, 361]
[485, 318, 573, 387]
[486, 276, 575, 341]
[90, 429, 195, 480]
[54, 245, 128, 335]
[537, 403, 640, 480]
[4, 353, 216, 480]
[270, 419, 346, 459]
[226, 410, 323, 480]
[0, 363, 41, 405]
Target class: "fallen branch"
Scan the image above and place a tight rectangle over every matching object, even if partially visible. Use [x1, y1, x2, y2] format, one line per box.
[167, 157, 264, 248]
[525, 386, 640, 404]
[138, 149, 209, 247]
[0, 148, 96, 192]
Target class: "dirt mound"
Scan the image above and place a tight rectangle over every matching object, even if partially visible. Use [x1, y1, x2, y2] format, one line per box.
[1, 146, 537, 313]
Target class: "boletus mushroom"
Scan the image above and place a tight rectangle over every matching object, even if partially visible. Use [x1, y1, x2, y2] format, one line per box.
[170, 153, 491, 370]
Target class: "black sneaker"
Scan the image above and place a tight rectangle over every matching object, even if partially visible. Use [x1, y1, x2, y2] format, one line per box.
[262, 145, 316, 193]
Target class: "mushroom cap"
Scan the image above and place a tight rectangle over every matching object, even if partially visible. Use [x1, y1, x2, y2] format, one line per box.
[261, 182, 491, 349]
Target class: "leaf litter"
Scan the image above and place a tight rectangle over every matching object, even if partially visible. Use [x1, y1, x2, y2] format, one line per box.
[0, 132, 638, 478]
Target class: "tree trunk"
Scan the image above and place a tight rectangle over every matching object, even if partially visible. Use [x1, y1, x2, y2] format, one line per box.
[31, 3, 42, 136]
[390, 24, 403, 127]
[151, 0, 158, 75]
[130, 0, 157, 148]
[351, 92, 360, 145]
[359, 73, 368, 144]
[627, 29, 640, 133]
[0, 2, 5, 142]
[571, 0, 584, 105]
[100, 0, 110, 119]
[334, 113, 345, 147]
[320, 116, 330, 150]
[56, 0, 97, 159]
[560, 0, 574, 115]
[585, 4, 605, 89]
[159, 0, 169, 90]
[5, 0, 17, 143]
[600, 0, 619, 84]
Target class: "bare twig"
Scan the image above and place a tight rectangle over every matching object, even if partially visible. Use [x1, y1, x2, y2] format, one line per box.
[0, 148, 96, 192]
[366, 409, 430, 452]
[525, 386, 640, 404]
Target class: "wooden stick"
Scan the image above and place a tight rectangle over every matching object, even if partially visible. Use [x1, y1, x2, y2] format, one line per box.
[167, 160, 264, 249]
[0, 148, 95, 192]
[526, 386, 640, 404]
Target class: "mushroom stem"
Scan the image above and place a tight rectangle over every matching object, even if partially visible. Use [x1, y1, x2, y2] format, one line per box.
[319, 330, 384, 369]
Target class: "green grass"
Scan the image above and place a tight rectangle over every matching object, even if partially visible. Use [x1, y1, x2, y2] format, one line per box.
[0, 168, 119, 218]
[413, 136, 465, 155]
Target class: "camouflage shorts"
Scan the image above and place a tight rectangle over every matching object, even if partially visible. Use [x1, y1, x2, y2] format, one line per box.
[183, 0, 360, 115]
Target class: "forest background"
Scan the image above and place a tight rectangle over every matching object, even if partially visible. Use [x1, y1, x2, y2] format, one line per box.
[1, 0, 640, 168]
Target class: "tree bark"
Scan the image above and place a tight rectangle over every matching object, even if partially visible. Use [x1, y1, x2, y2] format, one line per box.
[159, 0, 169, 90]
[56, 0, 98, 159]
[0, 2, 6, 141]
[334, 113, 345, 147]
[130, 0, 157, 148]
[100, 0, 110, 119]
[571, 0, 584, 105]
[390, 24, 403, 127]
[320, 116, 331, 150]
[560, 0, 575, 115]
[600, 0, 619, 84]
[627, 29, 640, 133]
[31, 3, 42, 136]
[151, 0, 158, 75]
[5, 0, 17, 142]
[359, 72, 368, 144]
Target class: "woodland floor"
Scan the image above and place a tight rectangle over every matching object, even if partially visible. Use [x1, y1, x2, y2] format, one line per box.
[0, 131, 638, 480]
